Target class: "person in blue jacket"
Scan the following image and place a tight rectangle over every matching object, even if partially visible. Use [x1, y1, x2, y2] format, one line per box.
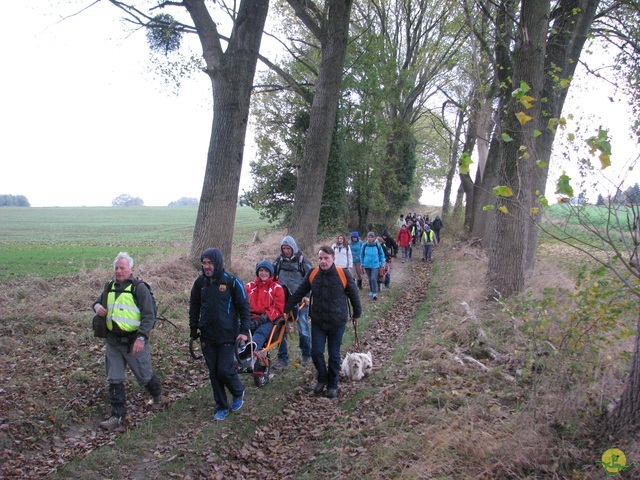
[359, 231, 386, 300]
[349, 232, 364, 290]
[189, 248, 251, 421]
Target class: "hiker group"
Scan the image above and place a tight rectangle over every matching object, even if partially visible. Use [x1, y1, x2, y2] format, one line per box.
[396, 212, 442, 263]
[91, 216, 442, 429]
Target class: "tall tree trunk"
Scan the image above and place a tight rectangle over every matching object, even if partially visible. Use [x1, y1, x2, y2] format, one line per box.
[479, 0, 597, 296]
[523, 0, 600, 276]
[188, 0, 269, 267]
[288, 0, 353, 254]
[488, 0, 549, 297]
[442, 109, 464, 219]
[609, 309, 640, 436]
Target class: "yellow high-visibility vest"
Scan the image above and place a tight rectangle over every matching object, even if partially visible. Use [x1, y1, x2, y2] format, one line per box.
[106, 284, 141, 333]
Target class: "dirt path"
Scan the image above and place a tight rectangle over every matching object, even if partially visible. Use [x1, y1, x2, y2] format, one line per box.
[176, 258, 432, 479]
[0, 256, 431, 479]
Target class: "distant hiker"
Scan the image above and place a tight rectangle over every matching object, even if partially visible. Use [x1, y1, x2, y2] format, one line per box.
[189, 248, 251, 421]
[431, 215, 443, 243]
[332, 234, 353, 269]
[360, 231, 386, 300]
[422, 227, 435, 262]
[285, 245, 362, 399]
[396, 224, 413, 263]
[273, 235, 313, 368]
[380, 230, 398, 288]
[92, 252, 163, 431]
[349, 232, 364, 290]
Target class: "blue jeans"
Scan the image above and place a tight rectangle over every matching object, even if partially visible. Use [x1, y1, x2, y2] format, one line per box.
[251, 321, 275, 350]
[278, 304, 311, 362]
[201, 341, 244, 412]
[311, 322, 346, 389]
[401, 246, 410, 260]
[364, 268, 378, 295]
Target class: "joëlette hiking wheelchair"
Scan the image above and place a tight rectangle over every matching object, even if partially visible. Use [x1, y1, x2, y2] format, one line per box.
[234, 310, 297, 387]
[189, 310, 298, 388]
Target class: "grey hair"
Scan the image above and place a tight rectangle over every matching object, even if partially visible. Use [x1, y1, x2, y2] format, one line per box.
[113, 251, 134, 268]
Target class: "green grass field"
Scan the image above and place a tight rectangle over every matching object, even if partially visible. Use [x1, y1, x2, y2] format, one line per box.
[0, 206, 267, 281]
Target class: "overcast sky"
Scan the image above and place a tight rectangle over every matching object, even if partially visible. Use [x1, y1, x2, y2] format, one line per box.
[1, 2, 637, 208]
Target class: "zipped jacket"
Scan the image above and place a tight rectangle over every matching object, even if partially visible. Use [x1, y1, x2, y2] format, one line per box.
[286, 264, 362, 330]
[360, 241, 386, 269]
[189, 271, 251, 345]
[94, 274, 155, 340]
[244, 276, 285, 321]
[332, 243, 353, 268]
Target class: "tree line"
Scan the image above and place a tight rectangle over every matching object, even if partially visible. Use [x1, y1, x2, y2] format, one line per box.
[0, 195, 30, 207]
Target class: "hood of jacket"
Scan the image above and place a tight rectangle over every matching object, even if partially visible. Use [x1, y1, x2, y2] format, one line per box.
[200, 247, 224, 281]
[280, 235, 299, 257]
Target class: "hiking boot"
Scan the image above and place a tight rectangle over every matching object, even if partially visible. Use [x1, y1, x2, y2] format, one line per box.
[98, 415, 123, 431]
[231, 391, 245, 412]
[372, 294, 378, 300]
[151, 395, 164, 410]
[238, 342, 256, 360]
[326, 388, 339, 399]
[301, 356, 312, 367]
[274, 359, 289, 370]
[213, 409, 229, 421]
[313, 381, 327, 395]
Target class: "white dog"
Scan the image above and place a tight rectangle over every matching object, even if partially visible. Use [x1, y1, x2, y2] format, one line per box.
[341, 351, 373, 381]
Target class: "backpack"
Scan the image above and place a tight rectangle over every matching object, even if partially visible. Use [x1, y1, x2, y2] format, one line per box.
[273, 255, 308, 278]
[132, 278, 158, 321]
[308, 266, 348, 289]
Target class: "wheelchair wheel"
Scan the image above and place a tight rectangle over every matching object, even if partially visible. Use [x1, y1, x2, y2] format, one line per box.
[253, 360, 270, 388]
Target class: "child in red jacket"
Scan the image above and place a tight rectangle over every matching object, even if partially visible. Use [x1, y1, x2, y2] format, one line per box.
[396, 225, 413, 263]
[242, 260, 286, 354]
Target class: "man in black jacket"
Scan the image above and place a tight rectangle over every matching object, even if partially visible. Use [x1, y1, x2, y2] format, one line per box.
[285, 246, 362, 399]
[189, 248, 251, 421]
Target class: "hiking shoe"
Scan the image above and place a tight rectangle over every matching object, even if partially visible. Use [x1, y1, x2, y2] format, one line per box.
[313, 381, 327, 395]
[98, 415, 123, 431]
[372, 294, 378, 300]
[238, 342, 256, 359]
[301, 356, 312, 367]
[231, 391, 245, 412]
[326, 388, 339, 399]
[213, 409, 229, 421]
[274, 359, 289, 370]
[368, 292, 374, 297]
[151, 395, 164, 410]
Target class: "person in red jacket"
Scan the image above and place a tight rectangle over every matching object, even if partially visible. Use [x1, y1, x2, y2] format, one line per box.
[242, 260, 286, 354]
[396, 224, 413, 263]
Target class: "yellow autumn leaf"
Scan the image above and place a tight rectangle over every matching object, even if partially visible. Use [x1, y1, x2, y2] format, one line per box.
[531, 207, 539, 214]
[498, 205, 509, 214]
[600, 153, 611, 169]
[516, 111, 532, 125]
[519, 95, 535, 109]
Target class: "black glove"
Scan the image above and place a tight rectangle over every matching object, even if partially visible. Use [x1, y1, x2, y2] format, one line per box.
[190, 328, 200, 341]
[251, 313, 269, 331]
